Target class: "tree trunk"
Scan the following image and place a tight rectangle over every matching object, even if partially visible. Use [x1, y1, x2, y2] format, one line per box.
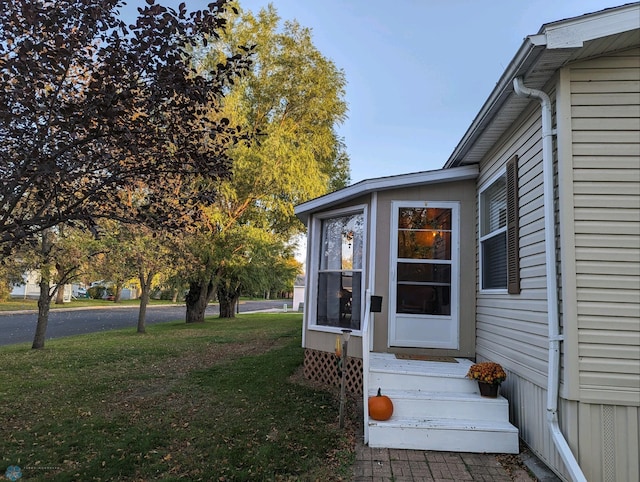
[32, 230, 55, 349]
[55, 285, 65, 304]
[217, 283, 239, 319]
[185, 279, 214, 323]
[137, 271, 154, 334]
[32, 280, 53, 349]
[114, 282, 122, 303]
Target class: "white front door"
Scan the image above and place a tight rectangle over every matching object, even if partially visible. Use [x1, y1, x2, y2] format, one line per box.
[388, 201, 460, 349]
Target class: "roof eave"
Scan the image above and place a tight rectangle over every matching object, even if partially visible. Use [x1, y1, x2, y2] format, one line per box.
[444, 2, 640, 169]
[443, 35, 548, 168]
[294, 164, 478, 225]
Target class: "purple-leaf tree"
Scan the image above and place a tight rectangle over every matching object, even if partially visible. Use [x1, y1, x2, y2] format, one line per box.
[0, 0, 253, 257]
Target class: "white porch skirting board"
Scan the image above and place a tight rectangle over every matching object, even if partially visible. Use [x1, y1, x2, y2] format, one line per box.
[367, 353, 519, 454]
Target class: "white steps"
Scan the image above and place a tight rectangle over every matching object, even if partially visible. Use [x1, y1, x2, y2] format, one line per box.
[367, 353, 519, 454]
[380, 389, 510, 421]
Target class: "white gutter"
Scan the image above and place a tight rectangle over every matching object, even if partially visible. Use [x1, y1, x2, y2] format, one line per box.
[513, 77, 587, 482]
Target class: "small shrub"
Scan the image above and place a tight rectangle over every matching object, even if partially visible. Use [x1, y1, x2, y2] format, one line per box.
[88, 286, 105, 299]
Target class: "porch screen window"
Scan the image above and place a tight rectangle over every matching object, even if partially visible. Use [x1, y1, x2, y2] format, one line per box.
[396, 207, 452, 316]
[316, 213, 363, 330]
[480, 157, 519, 292]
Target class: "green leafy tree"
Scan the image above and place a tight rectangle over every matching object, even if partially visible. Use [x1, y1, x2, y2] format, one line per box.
[0, 256, 24, 301]
[17, 227, 97, 348]
[184, 4, 349, 321]
[51, 228, 97, 304]
[126, 226, 174, 333]
[89, 220, 137, 303]
[214, 225, 299, 317]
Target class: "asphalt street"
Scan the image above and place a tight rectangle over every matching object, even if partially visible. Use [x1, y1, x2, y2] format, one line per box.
[0, 300, 291, 347]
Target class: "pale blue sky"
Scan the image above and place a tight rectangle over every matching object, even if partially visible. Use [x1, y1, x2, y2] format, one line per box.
[122, 0, 625, 183]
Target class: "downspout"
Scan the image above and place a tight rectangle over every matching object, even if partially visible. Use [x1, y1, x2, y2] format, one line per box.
[513, 77, 587, 482]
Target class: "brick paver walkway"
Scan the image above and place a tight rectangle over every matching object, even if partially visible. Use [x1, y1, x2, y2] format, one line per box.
[352, 444, 536, 481]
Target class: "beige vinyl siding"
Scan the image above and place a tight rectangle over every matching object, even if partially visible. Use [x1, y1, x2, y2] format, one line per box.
[476, 102, 551, 388]
[569, 48, 640, 406]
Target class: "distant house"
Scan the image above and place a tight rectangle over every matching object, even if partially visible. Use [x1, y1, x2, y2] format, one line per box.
[10, 270, 41, 299]
[295, 4, 639, 482]
[10, 270, 73, 302]
[292, 275, 305, 312]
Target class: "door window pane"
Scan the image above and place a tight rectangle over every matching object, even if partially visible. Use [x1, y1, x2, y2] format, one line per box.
[397, 263, 451, 283]
[398, 231, 451, 260]
[397, 208, 452, 260]
[399, 208, 452, 230]
[396, 284, 451, 315]
[395, 206, 453, 317]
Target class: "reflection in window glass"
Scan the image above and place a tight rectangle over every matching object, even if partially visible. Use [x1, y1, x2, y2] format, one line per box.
[317, 272, 362, 328]
[317, 213, 363, 330]
[397, 208, 452, 260]
[320, 215, 363, 271]
[395, 206, 453, 317]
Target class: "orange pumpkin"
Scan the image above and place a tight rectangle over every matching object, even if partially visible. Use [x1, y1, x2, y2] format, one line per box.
[368, 388, 394, 421]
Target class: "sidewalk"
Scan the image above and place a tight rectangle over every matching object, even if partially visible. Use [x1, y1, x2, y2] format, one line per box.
[352, 444, 537, 481]
[348, 400, 540, 482]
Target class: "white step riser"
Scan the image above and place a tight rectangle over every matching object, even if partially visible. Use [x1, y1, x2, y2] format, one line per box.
[366, 354, 519, 454]
[368, 425, 520, 454]
[381, 396, 510, 422]
[370, 371, 476, 393]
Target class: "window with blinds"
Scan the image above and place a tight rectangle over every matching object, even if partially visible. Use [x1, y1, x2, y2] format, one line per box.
[480, 157, 519, 292]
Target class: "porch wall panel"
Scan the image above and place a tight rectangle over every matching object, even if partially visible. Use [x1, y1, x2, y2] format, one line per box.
[373, 179, 477, 357]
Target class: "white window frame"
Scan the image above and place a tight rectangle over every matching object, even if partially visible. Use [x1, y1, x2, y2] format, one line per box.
[479, 169, 508, 293]
[307, 205, 367, 336]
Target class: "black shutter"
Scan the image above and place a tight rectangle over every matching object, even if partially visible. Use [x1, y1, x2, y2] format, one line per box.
[506, 155, 520, 294]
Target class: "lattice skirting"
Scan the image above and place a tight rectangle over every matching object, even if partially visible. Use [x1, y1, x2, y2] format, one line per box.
[303, 348, 363, 395]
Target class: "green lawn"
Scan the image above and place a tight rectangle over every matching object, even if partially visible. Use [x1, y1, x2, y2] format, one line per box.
[0, 314, 357, 481]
